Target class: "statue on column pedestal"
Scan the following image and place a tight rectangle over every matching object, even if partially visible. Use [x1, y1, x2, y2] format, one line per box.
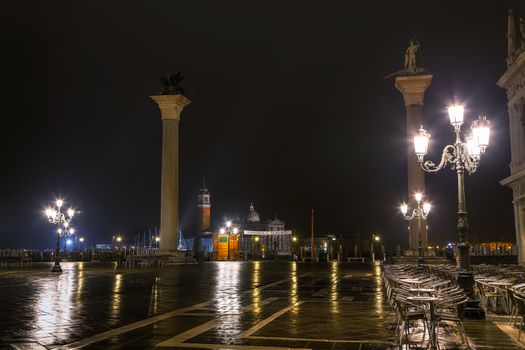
[160, 71, 185, 95]
[385, 38, 430, 79]
[404, 39, 420, 73]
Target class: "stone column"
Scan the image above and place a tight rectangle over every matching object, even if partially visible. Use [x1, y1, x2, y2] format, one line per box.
[511, 102, 525, 172]
[517, 198, 525, 264]
[150, 94, 191, 251]
[395, 74, 433, 251]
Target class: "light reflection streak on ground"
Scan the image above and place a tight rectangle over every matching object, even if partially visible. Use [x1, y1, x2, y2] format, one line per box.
[252, 261, 261, 314]
[330, 262, 339, 314]
[214, 262, 241, 341]
[289, 262, 299, 336]
[75, 262, 85, 311]
[373, 262, 384, 316]
[290, 262, 298, 313]
[32, 266, 75, 340]
[110, 273, 122, 325]
[149, 277, 160, 316]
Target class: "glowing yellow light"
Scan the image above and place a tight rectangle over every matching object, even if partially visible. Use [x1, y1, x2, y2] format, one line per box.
[415, 192, 423, 203]
[56, 199, 63, 208]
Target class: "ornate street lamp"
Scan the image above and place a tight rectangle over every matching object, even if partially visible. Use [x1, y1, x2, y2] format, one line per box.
[400, 192, 431, 271]
[220, 220, 239, 261]
[45, 199, 75, 272]
[371, 234, 380, 261]
[414, 103, 490, 312]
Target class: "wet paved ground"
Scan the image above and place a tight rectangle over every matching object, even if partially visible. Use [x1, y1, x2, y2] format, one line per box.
[0, 261, 523, 349]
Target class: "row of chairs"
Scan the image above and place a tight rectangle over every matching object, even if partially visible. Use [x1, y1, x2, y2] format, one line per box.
[384, 265, 470, 349]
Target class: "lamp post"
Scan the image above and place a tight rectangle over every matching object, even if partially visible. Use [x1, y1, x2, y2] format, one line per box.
[45, 199, 75, 273]
[220, 221, 239, 261]
[401, 192, 431, 271]
[414, 103, 490, 314]
[371, 234, 380, 261]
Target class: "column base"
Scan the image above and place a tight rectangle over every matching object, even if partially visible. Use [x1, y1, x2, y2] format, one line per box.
[51, 264, 62, 273]
[464, 298, 486, 319]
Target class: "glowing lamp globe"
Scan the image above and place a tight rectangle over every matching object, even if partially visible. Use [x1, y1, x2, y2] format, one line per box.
[414, 127, 430, 162]
[423, 202, 431, 215]
[400, 203, 408, 216]
[472, 116, 491, 153]
[466, 134, 481, 158]
[448, 105, 464, 127]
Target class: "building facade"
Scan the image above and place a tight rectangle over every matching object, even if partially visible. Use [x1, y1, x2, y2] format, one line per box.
[240, 207, 292, 259]
[498, 10, 525, 264]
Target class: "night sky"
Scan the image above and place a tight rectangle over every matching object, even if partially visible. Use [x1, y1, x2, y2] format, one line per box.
[1, 0, 523, 249]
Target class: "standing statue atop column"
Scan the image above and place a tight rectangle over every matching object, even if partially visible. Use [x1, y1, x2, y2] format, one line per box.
[384, 38, 429, 79]
[404, 39, 420, 73]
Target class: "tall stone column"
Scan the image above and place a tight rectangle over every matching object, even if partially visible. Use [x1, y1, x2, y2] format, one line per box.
[150, 94, 191, 251]
[514, 200, 525, 264]
[395, 74, 433, 251]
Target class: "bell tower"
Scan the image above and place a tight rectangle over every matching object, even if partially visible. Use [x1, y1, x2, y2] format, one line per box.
[197, 177, 211, 233]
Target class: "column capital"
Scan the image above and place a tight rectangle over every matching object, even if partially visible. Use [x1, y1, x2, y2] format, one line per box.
[395, 75, 433, 106]
[150, 94, 192, 121]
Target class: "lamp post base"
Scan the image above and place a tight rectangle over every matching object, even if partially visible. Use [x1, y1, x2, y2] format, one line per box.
[464, 300, 486, 319]
[457, 269, 485, 319]
[417, 256, 425, 272]
[51, 264, 62, 273]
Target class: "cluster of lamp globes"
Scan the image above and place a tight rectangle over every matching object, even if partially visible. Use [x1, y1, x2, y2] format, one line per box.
[219, 220, 239, 235]
[44, 199, 76, 236]
[414, 104, 491, 161]
[400, 192, 431, 217]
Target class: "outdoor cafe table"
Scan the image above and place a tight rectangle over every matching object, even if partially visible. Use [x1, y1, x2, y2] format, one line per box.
[400, 278, 426, 287]
[408, 296, 440, 350]
[409, 288, 435, 295]
[489, 280, 513, 314]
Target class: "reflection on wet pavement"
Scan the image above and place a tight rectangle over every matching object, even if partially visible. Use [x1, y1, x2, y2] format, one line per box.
[0, 261, 522, 349]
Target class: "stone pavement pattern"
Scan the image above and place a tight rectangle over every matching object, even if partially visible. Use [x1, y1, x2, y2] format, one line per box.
[0, 262, 522, 349]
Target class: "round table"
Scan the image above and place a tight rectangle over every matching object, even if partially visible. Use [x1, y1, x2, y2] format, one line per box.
[408, 296, 440, 350]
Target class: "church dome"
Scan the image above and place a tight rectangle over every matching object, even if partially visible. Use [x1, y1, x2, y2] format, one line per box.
[247, 203, 260, 223]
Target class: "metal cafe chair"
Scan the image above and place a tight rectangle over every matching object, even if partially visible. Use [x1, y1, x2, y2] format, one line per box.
[394, 296, 428, 349]
[513, 293, 525, 341]
[435, 295, 470, 348]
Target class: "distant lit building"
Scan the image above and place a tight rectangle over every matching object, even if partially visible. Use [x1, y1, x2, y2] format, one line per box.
[193, 179, 214, 257]
[238, 203, 293, 259]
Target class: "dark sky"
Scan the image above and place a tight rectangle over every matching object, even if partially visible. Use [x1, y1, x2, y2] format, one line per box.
[1, 0, 523, 249]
